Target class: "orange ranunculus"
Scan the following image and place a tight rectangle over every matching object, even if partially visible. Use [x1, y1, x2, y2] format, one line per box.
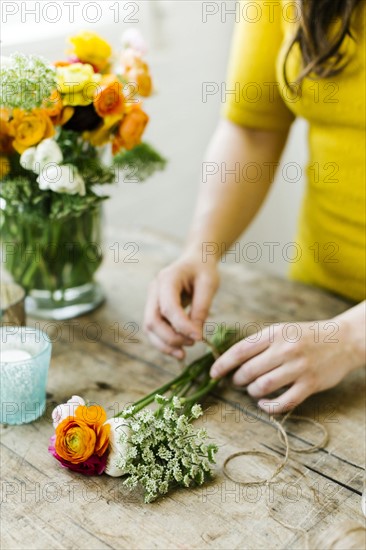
[83, 114, 122, 147]
[121, 51, 153, 98]
[55, 417, 97, 463]
[43, 90, 74, 126]
[43, 89, 63, 121]
[127, 67, 153, 98]
[53, 60, 72, 68]
[75, 404, 108, 426]
[0, 155, 10, 179]
[75, 404, 111, 457]
[112, 104, 149, 154]
[56, 107, 75, 126]
[0, 109, 14, 154]
[93, 76, 125, 118]
[55, 404, 111, 464]
[9, 109, 55, 154]
[94, 422, 111, 456]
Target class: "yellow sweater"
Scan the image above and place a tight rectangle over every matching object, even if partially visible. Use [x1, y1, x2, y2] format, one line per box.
[223, 0, 365, 302]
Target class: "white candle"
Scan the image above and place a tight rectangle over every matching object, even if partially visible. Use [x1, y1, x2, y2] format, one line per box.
[0, 349, 32, 363]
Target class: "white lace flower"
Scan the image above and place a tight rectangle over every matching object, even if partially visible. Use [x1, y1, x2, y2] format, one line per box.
[0, 56, 14, 69]
[119, 396, 218, 503]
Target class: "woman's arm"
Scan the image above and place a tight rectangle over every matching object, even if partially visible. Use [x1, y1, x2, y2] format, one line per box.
[183, 118, 289, 260]
[143, 119, 289, 357]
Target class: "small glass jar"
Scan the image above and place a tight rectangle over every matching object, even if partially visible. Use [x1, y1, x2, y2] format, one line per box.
[0, 326, 52, 424]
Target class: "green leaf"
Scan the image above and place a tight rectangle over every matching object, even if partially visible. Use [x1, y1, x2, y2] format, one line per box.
[113, 142, 167, 183]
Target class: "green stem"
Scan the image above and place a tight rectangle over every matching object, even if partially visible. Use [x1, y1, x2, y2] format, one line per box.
[113, 352, 216, 418]
[114, 370, 191, 417]
[182, 379, 221, 409]
[176, 379, 196, 398]
[112, 330, 241, 420]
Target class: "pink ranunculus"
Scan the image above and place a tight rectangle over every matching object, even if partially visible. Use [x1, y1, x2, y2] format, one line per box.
[66, 56, 99, 73]
[121, 28, 147, 56]
[48, 435, 108, 476]
[51, 395, 86, 428]
[120, 48, 140, 73]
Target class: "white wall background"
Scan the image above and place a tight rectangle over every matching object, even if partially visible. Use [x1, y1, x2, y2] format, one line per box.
[1, 0, 307, 276]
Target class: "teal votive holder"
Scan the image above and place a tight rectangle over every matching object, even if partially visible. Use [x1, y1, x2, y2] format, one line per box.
[0, 326, 52, 425]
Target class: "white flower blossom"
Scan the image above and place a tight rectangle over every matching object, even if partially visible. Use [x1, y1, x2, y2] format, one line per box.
[119, 397, 218, 503]
[51, 395, 85, 429]
[0, 56, 14, 69]
[20, 140, 62, 174]
[121, 29, 147, 55]
[33, 139, 63, 174]
[37, 164, 86, 196]
[191, 404, 202, 419]
[104, 417, 131, 477]
[172, 396, 182, 409]
[20, 147, 37, 172]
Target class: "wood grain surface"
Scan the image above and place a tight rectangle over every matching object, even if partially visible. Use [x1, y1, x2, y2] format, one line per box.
[1, 228, 365, 550]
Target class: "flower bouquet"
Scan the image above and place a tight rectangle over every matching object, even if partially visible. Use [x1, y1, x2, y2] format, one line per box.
[0, 30, 166, 319]
[49, 329, 238, 503]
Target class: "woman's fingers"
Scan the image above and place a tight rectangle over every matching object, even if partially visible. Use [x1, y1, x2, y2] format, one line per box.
[189, 273, 219, 334]
[144, 281, 190, 358]
[246, 364, 298, 398]
[257, 382, 310, 414]
[157, 274, 200, 340]
[210, 330, 270, 378]
[146, 331, 185, 359]
[144, 261, 219, 356]
[232, 347, 282, 386]
[152, 319, 194, 349]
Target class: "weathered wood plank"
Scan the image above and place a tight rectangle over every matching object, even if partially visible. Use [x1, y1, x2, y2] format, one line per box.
[1, 228, 365, 550]
[1, 335, 364, 550]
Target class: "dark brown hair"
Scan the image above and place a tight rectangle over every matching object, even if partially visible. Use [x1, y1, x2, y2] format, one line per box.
[284, 0, 363, 85]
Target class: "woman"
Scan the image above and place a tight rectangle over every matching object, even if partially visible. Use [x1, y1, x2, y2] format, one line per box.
[144, 0, 365, 412]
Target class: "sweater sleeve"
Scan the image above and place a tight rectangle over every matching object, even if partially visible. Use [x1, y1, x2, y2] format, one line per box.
[222, 0, 295, 131]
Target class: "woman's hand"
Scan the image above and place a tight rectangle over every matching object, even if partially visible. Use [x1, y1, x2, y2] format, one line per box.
[143, 255, 219, 359]
[210, 308, 365, 413]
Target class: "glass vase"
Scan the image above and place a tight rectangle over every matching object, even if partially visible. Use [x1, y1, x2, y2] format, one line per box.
[0, 206, 105, 320]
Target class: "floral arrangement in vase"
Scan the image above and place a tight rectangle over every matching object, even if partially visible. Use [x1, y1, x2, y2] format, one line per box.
[0, 30, 166, 319]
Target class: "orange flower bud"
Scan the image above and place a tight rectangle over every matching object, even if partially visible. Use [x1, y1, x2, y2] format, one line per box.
[93, 76, 125, 118]
[112, 104, 149, 154]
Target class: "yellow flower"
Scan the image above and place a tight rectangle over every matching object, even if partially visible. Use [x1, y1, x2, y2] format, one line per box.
[56, 63, 101, 106]
[83, 114, 122, 147]
[0, 155, 10, 179]
[68, 31, 112, 72]
[9, 109, 55, 154]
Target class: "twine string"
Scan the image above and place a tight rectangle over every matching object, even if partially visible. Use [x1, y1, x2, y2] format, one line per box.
[278, 413, 329, 453]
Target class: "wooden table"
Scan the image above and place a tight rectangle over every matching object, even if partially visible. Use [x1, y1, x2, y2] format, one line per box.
[1, 228, 365, 550]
